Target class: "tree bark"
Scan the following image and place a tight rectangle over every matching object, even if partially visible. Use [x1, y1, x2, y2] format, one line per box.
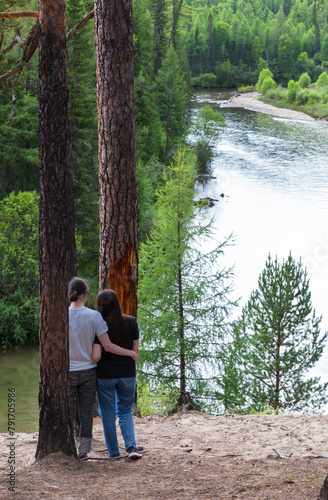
[95, 0, 139, 316]
[0, 11, 39, 19]
[36, 0, 76, 460]
[319, 475, 328, 500]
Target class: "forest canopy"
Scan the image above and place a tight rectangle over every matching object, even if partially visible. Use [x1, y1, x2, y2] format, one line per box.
[1, 0, 328, 413]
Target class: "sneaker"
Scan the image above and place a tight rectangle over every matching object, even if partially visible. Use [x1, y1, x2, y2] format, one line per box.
[127, 446, 142, 459]
[111, 454, 121, 459]
[78, 453, 89, 461]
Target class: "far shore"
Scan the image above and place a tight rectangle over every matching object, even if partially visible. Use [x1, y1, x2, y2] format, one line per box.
[223, 91, 317, 122]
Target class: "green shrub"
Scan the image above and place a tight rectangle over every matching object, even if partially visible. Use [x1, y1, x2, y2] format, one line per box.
[286, 80, 300, 102]
[192, 73, 218, 88]
[308, 90, 321, 103]
[136, 379, 178, 416]
[238, 85, 256, 93]
[299, 72, 311, 89]
[316, 72, 328, 88]
[295, 88, 309, 105]
[257, 68, 274, 92]
[260, 76, 277, 95]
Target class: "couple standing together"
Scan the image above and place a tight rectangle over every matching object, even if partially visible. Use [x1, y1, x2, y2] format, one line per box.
[68, 277, 142, 461]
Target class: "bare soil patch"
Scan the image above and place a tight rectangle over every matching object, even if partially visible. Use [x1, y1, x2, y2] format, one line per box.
[1, 412, 328, 499]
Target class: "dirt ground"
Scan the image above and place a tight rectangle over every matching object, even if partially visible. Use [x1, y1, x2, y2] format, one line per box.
[1, 412, 328, 499]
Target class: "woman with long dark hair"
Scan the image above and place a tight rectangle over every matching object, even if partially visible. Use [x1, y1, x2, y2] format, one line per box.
[68, 278, 137, 461]
[92, 289, 142, 459]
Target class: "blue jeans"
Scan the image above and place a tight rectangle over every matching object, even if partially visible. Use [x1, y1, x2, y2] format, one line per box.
[97, 377, 136, 457]
[69, 368, 97, 453]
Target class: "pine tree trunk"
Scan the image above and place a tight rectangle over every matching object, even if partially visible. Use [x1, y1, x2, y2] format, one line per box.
[274, 332, 281, 412]
[95, 0, 139, 316]
[36, 0, 76, 460]
[319, 475, 328, 500]
[177, 220, 186, 395]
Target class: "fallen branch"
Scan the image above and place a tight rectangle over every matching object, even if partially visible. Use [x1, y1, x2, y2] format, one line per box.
[273, 448, 328, 459]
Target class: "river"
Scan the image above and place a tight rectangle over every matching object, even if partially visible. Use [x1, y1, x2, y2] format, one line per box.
[194, 89, 328, 387]
[1, 90, 328, 432]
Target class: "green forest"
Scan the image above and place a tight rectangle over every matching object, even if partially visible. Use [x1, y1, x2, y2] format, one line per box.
[1, 0, 328, 414]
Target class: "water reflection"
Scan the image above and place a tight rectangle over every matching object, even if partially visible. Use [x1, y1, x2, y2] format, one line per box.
[0, 344, 39, 432]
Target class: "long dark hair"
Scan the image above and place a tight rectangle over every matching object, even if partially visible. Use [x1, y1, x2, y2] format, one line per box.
[97, 289, 130, 348]
[68, 277, 89, 302]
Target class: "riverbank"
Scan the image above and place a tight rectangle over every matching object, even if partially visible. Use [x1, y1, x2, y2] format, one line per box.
[1, 411, 328, 498]
[223, 92, 317, 122]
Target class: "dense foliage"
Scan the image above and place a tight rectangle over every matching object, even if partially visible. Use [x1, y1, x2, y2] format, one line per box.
[181, 0, 328, 88]
[0, 191, 39, 349]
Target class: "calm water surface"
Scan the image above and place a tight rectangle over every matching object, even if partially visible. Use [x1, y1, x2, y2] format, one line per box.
[194, 90, 328, 387]
[0, 344, 39, 432]
[1, 91, 328, 431]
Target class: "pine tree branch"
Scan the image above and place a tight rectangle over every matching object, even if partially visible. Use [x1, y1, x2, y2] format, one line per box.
[0, 10, 94, 82]
[67, 10, 94, 42]
[0, 61, 23, 82]
[0, 11, 39, 19]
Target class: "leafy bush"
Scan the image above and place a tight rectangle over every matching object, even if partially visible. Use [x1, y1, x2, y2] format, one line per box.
[316, 72, 328, 88]
[308, 90, 321, 103]
[238, 85, 256, 93]
[136, 379, 178, 416]
[299, 72, 311, 89]
[260, 76, 277, 95]
[192, 73, 218, 88]
[257, 68, 274, 92]
[0, 292, 39, 350]
[286, 80, 300, 102]
[295, 88, 309, 105]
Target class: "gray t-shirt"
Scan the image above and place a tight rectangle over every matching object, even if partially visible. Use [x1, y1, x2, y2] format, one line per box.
[69, 306, 108, 371]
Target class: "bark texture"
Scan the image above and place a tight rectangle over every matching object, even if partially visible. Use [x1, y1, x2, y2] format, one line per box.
[36, 0, 76, 459]
[95, 0, 139, 316]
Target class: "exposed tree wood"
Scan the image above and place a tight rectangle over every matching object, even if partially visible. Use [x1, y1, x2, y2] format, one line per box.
[0, 19, 39, 83]
[95, 0, 139, 316]
[36, 0, 76, 460]
[0, 11, 39, 19]
[14, 27, 26, 48]
[6, 90, 16, 125]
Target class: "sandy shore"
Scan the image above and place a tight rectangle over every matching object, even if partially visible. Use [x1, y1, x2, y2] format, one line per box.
[1, 412, 328, 499]
[223, 92, 316, 122]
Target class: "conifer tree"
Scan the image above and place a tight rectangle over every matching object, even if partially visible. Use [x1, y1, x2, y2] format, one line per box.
[138, 147, 235, 410]
[155, 46, 188, 155]
[231, 254, 328, 413]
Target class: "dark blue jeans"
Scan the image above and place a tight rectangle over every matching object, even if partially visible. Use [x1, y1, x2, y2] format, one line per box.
[97, 377, 137, 457]
[69, 368, 97, 453]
